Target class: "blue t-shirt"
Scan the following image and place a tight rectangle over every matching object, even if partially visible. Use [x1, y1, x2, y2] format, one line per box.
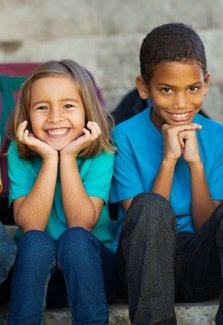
[110, 108, 223, 251]
[8, 141, 115, 251]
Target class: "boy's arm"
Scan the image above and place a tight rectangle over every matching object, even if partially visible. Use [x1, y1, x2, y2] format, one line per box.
[179, 126, 221, 229]
[152, 158, 176, 200]
[13, 155, 58, 231]
[189, 160, 221, 229]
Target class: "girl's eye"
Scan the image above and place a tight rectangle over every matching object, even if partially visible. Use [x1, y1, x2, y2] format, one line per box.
[36, 105, 47, 111]
[64, 104, 74, 109]
[162, 87, 172, 94]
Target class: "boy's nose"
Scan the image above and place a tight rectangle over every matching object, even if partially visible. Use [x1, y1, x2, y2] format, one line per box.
[173, 93, 187, 109]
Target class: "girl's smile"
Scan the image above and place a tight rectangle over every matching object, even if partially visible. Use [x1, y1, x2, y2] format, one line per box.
[29, 76, 86, 151]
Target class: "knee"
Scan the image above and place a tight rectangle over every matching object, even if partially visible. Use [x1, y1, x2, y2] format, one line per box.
[17, 230, 56, 265]
[126, 192, 176, 231]
[57, 227, 100, 265]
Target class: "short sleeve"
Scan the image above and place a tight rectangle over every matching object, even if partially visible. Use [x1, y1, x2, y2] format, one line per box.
[7, 141, 40, 205]
[82, 151, 115, 204]
[208, 124, 223, 200]
[110, 128, 144, 203]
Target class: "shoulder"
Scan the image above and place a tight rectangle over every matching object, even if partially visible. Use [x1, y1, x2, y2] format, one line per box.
[113, 108, 150, 138]
[195, 114, 223, 137]
[78, 151, 115, 172]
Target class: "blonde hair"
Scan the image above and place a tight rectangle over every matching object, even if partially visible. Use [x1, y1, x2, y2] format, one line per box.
[7, 59, 115, 159]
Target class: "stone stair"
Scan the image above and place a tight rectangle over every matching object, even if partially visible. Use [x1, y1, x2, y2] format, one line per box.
[1, 226, 220, 324]
[0, 300, 219, 324]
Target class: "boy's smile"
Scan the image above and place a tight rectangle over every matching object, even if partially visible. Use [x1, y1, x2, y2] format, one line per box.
[29, 76, 86, 151]
[137, 61, 209, 130]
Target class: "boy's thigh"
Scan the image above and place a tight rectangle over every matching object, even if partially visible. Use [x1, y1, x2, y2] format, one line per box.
[175, 229, 222, 302]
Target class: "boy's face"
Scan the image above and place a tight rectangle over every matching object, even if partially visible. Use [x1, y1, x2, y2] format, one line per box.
[137, 61, 209, 130]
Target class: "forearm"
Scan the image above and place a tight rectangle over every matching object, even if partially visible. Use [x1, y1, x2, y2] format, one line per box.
[15, 157, 58, 231]
[152, 158, 176, 200]
[189, 160, 216, 229]
[60, 154, 97, 230]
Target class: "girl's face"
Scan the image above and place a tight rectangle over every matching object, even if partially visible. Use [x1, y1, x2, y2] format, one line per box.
[137, 61, 209, 130]
[29, 75, 86, 151]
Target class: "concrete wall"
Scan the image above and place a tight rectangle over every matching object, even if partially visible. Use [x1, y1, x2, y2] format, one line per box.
[0, 0, 223, 122]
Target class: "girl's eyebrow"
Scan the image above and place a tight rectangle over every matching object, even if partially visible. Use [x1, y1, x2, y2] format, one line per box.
[31, 98, 80, 107]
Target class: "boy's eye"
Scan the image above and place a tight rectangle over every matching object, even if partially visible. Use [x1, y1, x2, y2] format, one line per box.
[189, 85, 199, 92]
[162, 87, 172, 94]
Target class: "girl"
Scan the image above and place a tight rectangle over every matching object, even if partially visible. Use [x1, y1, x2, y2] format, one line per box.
[7, 59, 116, 325]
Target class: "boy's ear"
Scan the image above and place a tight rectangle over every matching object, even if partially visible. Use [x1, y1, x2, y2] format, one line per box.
[204, 72, 210, 96]
[136, 76, 150, 99]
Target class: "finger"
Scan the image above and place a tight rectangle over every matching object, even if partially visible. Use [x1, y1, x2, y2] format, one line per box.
[17, 121, 28, 139]
[82, 128, 91, 138]
[175, 123, 202, 133]
[178, 134, 185, 149]
[86, 121, 101, 138]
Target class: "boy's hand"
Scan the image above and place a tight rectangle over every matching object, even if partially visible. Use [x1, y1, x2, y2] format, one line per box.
[177, 126, 202, 163]
[162, 123, 202, 161]
[17, 121, 58, 159]
[60, 121, 101, 157]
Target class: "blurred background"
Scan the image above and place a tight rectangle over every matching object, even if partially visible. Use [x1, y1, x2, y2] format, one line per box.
[0, 0, 223, 122]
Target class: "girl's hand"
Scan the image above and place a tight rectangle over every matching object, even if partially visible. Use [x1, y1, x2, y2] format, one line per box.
[60, 121, 101, 157]
[17, 121, 58, 159]
[162, 123, 202, 161]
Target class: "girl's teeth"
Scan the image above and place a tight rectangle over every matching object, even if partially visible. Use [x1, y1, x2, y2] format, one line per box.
[48, 128, 67, 135]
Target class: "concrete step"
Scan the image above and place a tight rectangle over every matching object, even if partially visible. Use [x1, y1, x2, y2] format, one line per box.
[0, 300, 219, 324]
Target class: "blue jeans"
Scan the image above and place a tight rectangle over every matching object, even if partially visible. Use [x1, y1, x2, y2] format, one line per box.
[8, 227, 116, 325]
[116, 192, 223, 325]
[0, 221, 17, 284]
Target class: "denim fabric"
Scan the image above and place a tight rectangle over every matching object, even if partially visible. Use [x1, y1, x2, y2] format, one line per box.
[116, 192, 223, 325]
[0, 221, 17, 284]
[8, 227, 116, 325]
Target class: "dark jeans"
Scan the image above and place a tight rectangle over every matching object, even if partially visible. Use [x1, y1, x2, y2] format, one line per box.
[116, 192, 223, 325]
[8, 227, 116, 325]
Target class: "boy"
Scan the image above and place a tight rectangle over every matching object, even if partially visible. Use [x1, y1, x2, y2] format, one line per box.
[110, 23, 223, 325]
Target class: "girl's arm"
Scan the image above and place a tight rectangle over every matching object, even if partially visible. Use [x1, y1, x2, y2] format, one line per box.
[60, 121, 103, 230]
[13, 155, 58, 231]
[14, 121, 59, 231]
[60, 155, 103, 230]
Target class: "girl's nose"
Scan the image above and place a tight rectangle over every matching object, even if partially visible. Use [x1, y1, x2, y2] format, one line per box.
[48, 110, 63, 123]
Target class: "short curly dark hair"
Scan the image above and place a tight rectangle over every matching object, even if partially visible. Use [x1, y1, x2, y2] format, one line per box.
[140, 23, 207, 83]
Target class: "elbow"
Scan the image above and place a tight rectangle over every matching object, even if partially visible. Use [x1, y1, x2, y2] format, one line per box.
[67, 210, 98, 231]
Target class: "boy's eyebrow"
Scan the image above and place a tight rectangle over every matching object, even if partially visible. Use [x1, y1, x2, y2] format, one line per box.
[157, 81, 203, 87]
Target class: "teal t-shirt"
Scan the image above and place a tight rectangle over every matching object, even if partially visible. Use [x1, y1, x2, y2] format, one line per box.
[8, 141, 115, 251]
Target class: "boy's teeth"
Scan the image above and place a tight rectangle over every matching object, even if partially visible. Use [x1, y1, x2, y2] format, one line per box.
[173, 113, 189, 118]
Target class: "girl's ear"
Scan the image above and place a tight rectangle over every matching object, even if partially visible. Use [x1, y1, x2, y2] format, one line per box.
[204, 72, 210, 96]
[136, 76, 150, 99]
